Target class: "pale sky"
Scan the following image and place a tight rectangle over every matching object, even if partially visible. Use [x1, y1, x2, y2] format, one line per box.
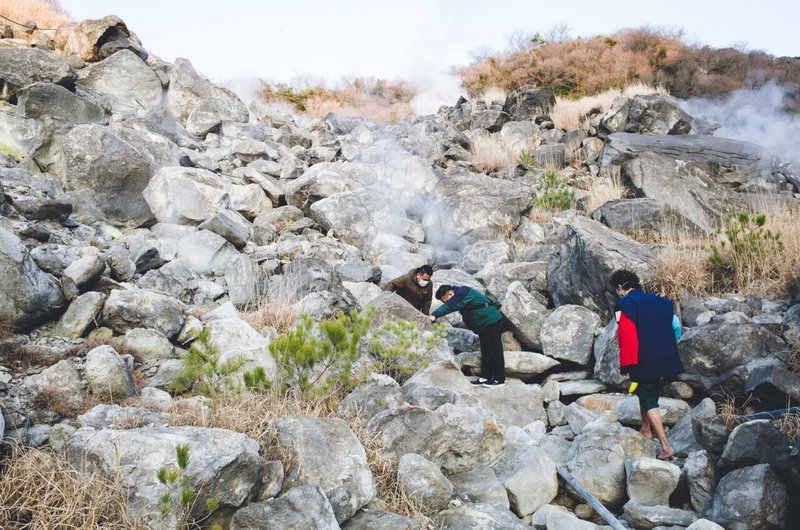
[62, 0, 798, 86]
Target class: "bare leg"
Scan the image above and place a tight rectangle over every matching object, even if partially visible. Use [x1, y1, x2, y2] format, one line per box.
[646, 408, 674, 459]
[639, 403, 653, 439]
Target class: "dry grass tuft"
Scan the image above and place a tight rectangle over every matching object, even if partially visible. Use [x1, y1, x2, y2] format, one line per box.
[473, 86, 507, 106]
[716, 391, 755, 430]
[0, 445, 140, 529]
[648, 236, 712, 302]
[30, 387, 83, 418]
[775, 411, 800, 443]
[468, 131, 521, 173]
[551, 82, 668, 131]
[0, 0, 69, 36]
[0, 340, 56, 372]
[584, 175, 629, 213]
[788, 345, 800, 375]
[239, 295, 301, 335]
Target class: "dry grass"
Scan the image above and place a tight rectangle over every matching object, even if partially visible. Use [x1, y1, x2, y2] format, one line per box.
[584, 175, 629, 212]
[551, 82, 669, 130]
[716, 391, 755, 430]
[0, 340, 57, 372]
[0, 445, 141, 529]
[0, 0, 69, 35]
[649, 202, 800, 301]
[775, 411, 800, 443]
[788, 345, 800, 375]
[473, 86, 507, 106]
[468, 131, 520, 173]
[239, 296, 301, 335]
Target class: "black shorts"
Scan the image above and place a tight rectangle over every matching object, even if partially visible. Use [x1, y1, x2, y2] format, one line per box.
[635, 379, 661, 411]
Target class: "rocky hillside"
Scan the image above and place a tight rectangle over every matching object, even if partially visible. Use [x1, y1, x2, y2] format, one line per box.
[1, 15, 799, 530]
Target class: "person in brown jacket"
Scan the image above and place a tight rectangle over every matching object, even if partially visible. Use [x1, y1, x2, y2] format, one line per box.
[383, 265, 433, 314]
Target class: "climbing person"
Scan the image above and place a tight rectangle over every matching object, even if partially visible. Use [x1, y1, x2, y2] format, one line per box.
[383, 265, 434, 315]
[430, 284, 505, 387]
[610, 269, 684, 460]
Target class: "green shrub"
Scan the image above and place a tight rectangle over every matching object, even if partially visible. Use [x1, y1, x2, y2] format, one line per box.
[172, 328, 247, 398]
[269, 310, 373, 398]
[533, 170, 575, 211]
[708, 212, 784, 291]
[366, 320, 446, 384]
[517, 148, 537, 167]
[156, 445, 220, 530]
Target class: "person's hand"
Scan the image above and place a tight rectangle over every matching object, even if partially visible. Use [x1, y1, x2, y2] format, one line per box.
[429, 315, 436, 321]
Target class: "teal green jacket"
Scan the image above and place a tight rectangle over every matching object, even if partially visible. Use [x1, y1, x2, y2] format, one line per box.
[432, 286, 502, 332]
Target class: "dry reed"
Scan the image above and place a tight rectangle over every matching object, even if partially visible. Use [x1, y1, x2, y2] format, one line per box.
[0, 0, 69, 35]
[584, 175, 629, 212]
[551, 82, 669, 131]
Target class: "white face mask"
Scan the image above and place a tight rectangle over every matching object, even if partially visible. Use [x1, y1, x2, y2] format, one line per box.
[417, 279, 429, 287]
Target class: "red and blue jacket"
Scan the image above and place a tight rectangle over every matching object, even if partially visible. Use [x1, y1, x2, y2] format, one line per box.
[615, 290, 684, 382]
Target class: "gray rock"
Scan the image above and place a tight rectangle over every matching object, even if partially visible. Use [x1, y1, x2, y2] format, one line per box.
[229, 183, 270, 220]
[77, 404, 169, 429]
[503, 86, 555, 121]
[140, 387, 173, 412]
[493, 444, 558, 516]
[67, 426, 260, 529]
[118, 328, 175, 362]
[55, 291, 106, 339]
[284, 162, 362, 216]
[625, 457, 681, 506]
[668, 398, 716, 457]
[530, 504, 602, 530]
[166, 58, 248, 135]
[335, 260, 382, 284]
[459, 350, 559, 380]
[310, 190, 378, 247]
[177, 230, 238, 275]
[84, 345, 136, 399]
[205, 317, 278, 383]
[547, 216, 659, 320]
[62, 254, 105, 289]
[435, 501, 529, 529]
[274, 417, 376, 523]
[0, 47, 75, 100]
[685, 450, 717, 515]
[77, 49, 162, 114]
[599, 94, 692, 136]
[338, 374, 406, 423]
[448, 464, 509, 508]
[231, 484, 340, 530]
[59, 16, 145, 63]
[23, 359, 84, 411]
[533, 144, 568, 168]
[341, 508, 417, 530]
[566, 423, 654, 506]
[709, 464, 787, 529]
[558, 379, 608, 396]
[13, 197, 73, 222]
[502, 281, 550, 351]
[103, 243, 136, 281]
[470, 108, 509, 132]
[199, 209, 252, 249]
[17, 82, 105, 124]
[398, 453, 453, 513]
[0, 227, 65, 330]
[138, 260, 200, 304]
[718, 419, 793, 471]
[102, 289, 184, 338]
[593, 318, 624, 385]
[591, 197, 704, 237]
[143, 166, 228, 225]
[686, 519, 725, 530]
[225, 254, 263, 307]
[462, 240, 512, 274]
[622, 502, 699, 530]
[679, 323, 788, 395]
[540, 304, 601, 365]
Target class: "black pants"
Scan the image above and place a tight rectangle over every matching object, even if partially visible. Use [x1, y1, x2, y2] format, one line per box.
[477, 320, 505, 383]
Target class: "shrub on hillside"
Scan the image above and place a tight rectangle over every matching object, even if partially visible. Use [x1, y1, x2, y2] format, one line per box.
[533, 170, 575, 211]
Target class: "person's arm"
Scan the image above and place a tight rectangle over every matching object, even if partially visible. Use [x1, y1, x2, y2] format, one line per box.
[383, 276, 403, 292]
[672, 314, 682, 341]
[422, 290, 432, 315]
[432, 301, 456, 318]
[616, 310, 639, 372]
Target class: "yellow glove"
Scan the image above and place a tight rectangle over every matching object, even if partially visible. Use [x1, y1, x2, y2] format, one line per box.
[629, 382, 639, 394]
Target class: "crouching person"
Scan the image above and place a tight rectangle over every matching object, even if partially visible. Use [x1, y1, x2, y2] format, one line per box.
[431, 284, 505, 387]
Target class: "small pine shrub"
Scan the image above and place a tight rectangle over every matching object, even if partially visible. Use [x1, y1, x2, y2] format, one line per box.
[517, 148, 537, 167]
[172, 328, 247, 398]
[533, 170, 575, 211]
[366, 320, 446, 384]
[708, 212, 784, 292]
[269, 310, 373, 398]
[156, 445, 221, 530]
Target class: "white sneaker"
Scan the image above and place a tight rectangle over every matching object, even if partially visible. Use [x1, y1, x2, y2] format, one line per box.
[470, 377, 489, 385]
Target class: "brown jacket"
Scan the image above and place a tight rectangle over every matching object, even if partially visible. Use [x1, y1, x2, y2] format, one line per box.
[384, 269, 433, 314]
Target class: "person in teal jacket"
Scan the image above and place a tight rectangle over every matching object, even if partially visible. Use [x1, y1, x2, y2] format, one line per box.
[431, 285, 505, 386]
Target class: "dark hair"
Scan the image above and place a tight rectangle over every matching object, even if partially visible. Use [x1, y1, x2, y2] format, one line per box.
[416, 265, 433, 276]
[435, 284, 454, 300]
[609, 269, 642, 290]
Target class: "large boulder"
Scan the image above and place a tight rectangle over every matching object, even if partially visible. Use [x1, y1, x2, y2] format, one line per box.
[566, 423, 654, 506]
[422, 172, 534, 241]
[66, 426, 261, 529]
[0, 47, 75, 100]
[310, 190, 378, 247]
[58, 16, 146, 63]
[205, 317, 278, 383]
[45, 123, 185, 227]
[284, 162, 362, 215]
[501, 281, 550, 351]
[718, 419, 793, 471]
[77, 49, 163, 114]
[143, 166, 228, 225]
[83, 345, 136, 399]
[492, 444, 558, 516]
[709, 464, 787, 529]
[679, 322, 788, 395]
[166, 58, 248, 136]
[101, 289, 184, 338]
[364, 291, 433, 331]
[502, 86, 556, 121]
[622, 502, 699, 530]
[55, 291, 106, 339]
[397, 453, 453, 513]
[230, 484, 340, 530]
[599, 94, 693, 137]
[547, 216, 659, 320]
[274, 417, 376, 523]
[685, 450, 718, 515]
[591, 198, 704, 237]
[540, 304, 601, 365]
[16, 82, 106, 124]
[435, 501, 529, 529]
[176, 230, 238, 276]
[0, 110, 47, 163]
[624, 457, 681, 506]
[0, 228, 65, 330]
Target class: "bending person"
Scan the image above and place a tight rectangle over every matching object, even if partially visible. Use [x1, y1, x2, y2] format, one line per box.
[383, 265, 434, 315]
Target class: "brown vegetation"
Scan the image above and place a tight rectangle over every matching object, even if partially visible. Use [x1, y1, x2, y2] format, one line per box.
[0, 0, 69, 36]
[0, 445, 139, 529]
[458, 27, 800, 108]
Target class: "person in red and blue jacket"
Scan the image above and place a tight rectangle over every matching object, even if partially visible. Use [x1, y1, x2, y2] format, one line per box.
[431, 285, 506, 387]
[610, 269, 684, 460]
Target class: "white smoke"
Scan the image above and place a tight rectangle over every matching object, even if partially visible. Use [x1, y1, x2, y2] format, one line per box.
[682, 82, 800, 169]
[409, 70, 466, 116]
